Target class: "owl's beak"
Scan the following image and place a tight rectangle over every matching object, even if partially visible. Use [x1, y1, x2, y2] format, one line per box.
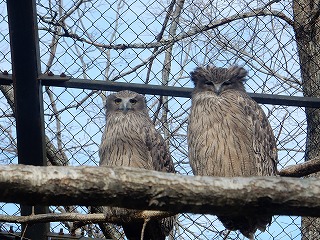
[119, 100, 132, 113]
[214, 84, 222, 95]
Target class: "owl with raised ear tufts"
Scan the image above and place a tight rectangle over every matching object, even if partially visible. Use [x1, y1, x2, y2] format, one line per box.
[187, 65, 278, 239]
[99, 90, 175, 240]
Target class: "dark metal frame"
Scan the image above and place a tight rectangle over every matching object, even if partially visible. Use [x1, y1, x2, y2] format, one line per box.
[2, 0, 320, 239]
[1, 74, 320, 108]
[6, 0, 48, 239]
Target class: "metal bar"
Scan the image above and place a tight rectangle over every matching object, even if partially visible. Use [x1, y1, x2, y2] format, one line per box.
[6, 0, 49, 239]
[39, 75, 320, 108]
[2, 73, 320, 108]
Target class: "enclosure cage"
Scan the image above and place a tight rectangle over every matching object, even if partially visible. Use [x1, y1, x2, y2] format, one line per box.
[0, 0, 320, 239]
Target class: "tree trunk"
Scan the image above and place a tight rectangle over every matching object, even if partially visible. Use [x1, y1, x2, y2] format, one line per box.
[292, 0, 320, 239]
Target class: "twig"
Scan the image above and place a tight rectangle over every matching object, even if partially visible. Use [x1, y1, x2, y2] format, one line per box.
[109, 43, 174, 82]
[145, 0, 177, 84]
[21, 223, 28, 240]
[140, 218, 150, 240]
[275, 112, 289, 143]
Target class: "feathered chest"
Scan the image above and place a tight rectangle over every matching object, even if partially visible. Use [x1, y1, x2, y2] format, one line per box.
[189, 91, 250, 130]
[188, 90, 276, 177]
[104, 113, 148, 142]
[100, 113, 153, 168]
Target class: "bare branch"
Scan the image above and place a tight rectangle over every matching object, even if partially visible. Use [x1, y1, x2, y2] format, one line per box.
[211, 33, 301, 88]
[0, 211, 173, 224]
[45, 90, 99, 118]
[0, 85, 69, 166]
[279, 157, 320, 177]
[59, 0, 88, 23]
[145, 0, 177, 84]
[275, 112, 289, 143]
[38, 8, 294, 50]
[260, 0, 281, 9]
[109, 44, 174, 82]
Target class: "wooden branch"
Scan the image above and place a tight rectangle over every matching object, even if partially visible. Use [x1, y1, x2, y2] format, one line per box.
[1, 164, 320, 217]
[0, 213, 106, 224]
[0, 211, 173, 224]
[279, 157, 320, 177]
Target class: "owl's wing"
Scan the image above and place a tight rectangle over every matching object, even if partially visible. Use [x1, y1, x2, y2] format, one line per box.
[239, 92, 278, 175]
[142, 122, 176, 238]
[98, 128, 107, 166]
[215, 92, 278, 237]
[144, 122, 175, 173]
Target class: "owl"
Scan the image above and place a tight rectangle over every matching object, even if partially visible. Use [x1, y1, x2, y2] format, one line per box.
[187, 65, 278, 239]
[99, 90, 175, 240]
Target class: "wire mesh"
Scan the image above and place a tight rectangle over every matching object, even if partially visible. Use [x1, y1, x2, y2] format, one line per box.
[0, 1, 21, 235]
[1, 0, 320, 239]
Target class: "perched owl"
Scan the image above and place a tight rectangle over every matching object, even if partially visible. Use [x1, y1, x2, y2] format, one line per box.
[99, 90, 175, 240]
[187, 65, 278, 239]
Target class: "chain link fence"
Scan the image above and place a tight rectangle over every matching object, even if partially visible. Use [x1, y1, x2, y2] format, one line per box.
[0, 0, 319, 239]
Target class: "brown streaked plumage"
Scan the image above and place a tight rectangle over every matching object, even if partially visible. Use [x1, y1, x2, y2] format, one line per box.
[187, 65, 277, 239]
[99, 90, 175, 240]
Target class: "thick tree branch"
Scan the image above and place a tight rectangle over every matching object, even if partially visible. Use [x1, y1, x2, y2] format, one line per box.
[1, 164, 320, 217]
[279, 157, 320, 177]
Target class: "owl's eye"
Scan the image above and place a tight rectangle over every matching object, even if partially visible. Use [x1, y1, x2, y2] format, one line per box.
[204, 81, 214, 86]
[223, 80, 232, 86]
[129, 99, 137, 104]
[114, 98, 122, 104]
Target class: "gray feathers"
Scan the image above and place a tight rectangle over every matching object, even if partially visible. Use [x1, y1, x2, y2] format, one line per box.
[99, 90, 175, 240]
[100, 90, 174, 172]
[190, 65, 247, 94]
[187, 65, 277, 239]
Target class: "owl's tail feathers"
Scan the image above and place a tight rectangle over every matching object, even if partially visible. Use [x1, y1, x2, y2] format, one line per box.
[218, 214, 272, 239]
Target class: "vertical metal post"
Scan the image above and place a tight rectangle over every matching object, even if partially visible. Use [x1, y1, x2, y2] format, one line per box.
[6, 0, 49, 239]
